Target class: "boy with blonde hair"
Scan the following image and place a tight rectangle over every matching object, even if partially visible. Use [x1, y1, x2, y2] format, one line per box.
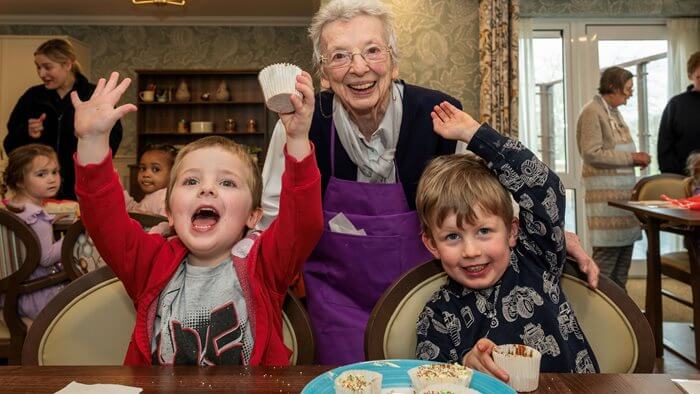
[415, 102, 599, 379]
[71, 72, 322, 366]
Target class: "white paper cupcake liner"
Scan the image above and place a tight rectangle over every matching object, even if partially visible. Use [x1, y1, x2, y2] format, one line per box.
[334, 370, 383, 394]
[408, 364, 474, 391]
[258, 63, 302, 114]
[418, 383, 479, 394]
[492, 344, 541, 392]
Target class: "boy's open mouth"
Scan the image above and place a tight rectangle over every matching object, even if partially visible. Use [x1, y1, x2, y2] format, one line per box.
[192, 206, 219, 232]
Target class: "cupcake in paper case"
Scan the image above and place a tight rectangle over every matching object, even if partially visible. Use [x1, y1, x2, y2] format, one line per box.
[418, 383, 481, 394]
[492, 344, 541, 392]
[334, 370, 382, 394]
[408, 363, 474, 391]
[258, 63, 303, 114]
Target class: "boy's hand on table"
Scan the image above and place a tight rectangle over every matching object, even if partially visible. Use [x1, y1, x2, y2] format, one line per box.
[462, 338, 509, 383]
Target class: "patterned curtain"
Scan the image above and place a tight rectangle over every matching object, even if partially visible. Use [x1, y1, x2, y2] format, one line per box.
[479, 0, 519, 138]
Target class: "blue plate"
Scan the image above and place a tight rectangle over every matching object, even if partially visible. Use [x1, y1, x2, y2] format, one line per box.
[302, 359, 516, 393]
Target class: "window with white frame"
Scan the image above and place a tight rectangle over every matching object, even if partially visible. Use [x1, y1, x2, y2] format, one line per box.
[519, 20, 681, 261]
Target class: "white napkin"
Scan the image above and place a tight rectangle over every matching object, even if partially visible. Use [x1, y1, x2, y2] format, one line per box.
[672, 379, 700, 394]
[329, 212, 366, 236]
[55, 381, 142, 394]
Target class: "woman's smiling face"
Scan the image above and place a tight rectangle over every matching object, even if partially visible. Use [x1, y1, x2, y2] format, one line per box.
[319, 15, 398, 117]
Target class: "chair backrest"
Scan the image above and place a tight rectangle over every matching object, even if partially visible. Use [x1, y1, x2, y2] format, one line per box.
[60, 213, 168, 279]
[23, 265, 315, 366]
[0, 209, 43, 364]
[365, 259, 655, 373]
[22, 266, 134, 365]
[282, 291, 315, 365]
[560, 270, 654, 372]
[632, 173, 688, 201]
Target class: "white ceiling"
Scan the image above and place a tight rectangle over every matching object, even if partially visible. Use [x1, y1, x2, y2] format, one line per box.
[0, 0, 321, 25]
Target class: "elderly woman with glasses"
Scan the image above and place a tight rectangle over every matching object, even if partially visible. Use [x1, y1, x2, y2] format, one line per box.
[576, 66, 651, 289]
[262, 0, 599, 364]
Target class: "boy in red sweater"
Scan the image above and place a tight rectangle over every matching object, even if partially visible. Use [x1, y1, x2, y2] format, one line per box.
[71, 72, 322, 366]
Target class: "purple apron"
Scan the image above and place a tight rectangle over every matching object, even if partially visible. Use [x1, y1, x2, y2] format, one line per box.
[303, 122, 432, 364]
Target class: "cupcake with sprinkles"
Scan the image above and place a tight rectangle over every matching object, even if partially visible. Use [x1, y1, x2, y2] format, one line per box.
[334, 370, 382, 394]
[408, 363, 474, 391]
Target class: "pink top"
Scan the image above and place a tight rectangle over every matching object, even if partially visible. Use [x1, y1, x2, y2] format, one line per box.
[124, 188, 167, 217]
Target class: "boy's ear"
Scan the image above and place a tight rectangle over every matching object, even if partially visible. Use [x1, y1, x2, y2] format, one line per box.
[421, 232, 441, 259]
[166, 211, 174, 228]
[246, 207, 264, 229]
[508, 217, 519, 248]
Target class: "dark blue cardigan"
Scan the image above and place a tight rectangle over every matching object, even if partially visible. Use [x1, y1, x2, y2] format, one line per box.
[308, 81, 461, 210]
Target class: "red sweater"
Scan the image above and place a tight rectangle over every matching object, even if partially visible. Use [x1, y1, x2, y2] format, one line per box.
[74, 147, 322, 366]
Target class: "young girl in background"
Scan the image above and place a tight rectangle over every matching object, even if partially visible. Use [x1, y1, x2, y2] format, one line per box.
[124, 144, 177, 217]
[2, 144, 65, 320]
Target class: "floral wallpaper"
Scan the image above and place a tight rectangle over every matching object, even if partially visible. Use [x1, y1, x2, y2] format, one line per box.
[386, 0, 481, 117]
[0, 25, 313, 157]
[521, 0, 700, 17]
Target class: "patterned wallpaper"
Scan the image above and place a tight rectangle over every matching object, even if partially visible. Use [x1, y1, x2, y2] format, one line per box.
[387, 0, 481, 116]
[0, 25, 313, 157]
[521, 0, 700, 17]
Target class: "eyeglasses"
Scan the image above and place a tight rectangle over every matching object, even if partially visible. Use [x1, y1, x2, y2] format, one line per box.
[320, 45, 392, 69]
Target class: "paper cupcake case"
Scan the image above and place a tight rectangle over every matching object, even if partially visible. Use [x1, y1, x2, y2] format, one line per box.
[258, 63, 302, 114]
[492, 344, 542, 392]
[334, 369, 383, 394]
[407, 364, 474, 391]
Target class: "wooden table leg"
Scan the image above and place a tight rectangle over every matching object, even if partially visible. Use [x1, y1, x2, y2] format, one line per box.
[645, 219, 663, 357]
[688, 228, 700, 367]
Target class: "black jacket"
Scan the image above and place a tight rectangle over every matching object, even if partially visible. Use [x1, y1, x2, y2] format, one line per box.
[657, 85, 700, 175]
[4, 72, 122, 200]
[308, 81, 460, 210]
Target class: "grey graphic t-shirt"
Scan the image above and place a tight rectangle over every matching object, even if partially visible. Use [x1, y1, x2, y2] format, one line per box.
[151, 257, 253, 365]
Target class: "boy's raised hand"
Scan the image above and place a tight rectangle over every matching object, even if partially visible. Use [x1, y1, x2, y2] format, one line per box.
[72, 72, 137, 165]
[462, 338, 509, 383]
[431, 101, 481, 144]
[279, 71, 315, 161]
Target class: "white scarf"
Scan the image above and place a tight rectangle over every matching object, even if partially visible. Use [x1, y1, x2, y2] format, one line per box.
[333, 82, 404, 183]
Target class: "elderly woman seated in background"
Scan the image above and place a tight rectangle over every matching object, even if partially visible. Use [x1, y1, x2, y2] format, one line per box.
[261, 0, 599, 365]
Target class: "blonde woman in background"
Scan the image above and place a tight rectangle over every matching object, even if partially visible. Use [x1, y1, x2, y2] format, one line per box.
[577, 66, 651, 289]
[4, 38, 123, 200]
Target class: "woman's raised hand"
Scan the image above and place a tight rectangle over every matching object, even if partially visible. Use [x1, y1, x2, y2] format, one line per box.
[431, 101, 481, 143]
[279, 70, 315, 161]
[71, 72, 136, 141]
[72, 72, 136, 165]
[27, 113, 46, 138]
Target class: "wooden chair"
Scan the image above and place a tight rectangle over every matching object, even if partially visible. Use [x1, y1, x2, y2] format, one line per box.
[23, 265, 315, 365]
[0, 209, 69, 364]
[364, 259, 655, 373]
[631, 174, 694, 308]
[60, 213, 168, 279]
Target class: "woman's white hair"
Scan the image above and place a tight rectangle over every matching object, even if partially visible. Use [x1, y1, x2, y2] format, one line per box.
[308, 0, 399, 76]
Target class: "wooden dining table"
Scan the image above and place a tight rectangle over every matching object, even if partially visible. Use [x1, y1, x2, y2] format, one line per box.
[0, 365, 698, 393]
[609, 201, 700, 365]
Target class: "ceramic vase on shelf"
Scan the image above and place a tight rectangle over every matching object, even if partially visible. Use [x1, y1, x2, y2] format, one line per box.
[246, 118, 257, 133]
[175, 80, 191, 102]
[215, 81, 230, 101]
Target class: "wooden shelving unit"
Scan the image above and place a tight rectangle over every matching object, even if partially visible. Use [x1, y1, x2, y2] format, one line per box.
[131, 69, 271, 198]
